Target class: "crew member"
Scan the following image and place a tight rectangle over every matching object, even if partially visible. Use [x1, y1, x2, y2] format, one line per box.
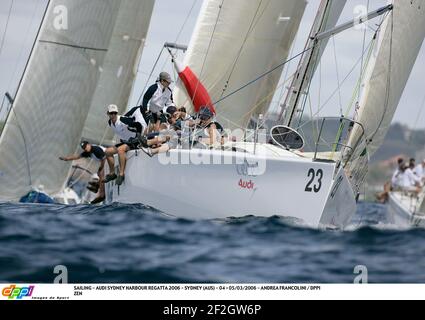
[59, 141, 113, 204]
[142, 71, 175, 132]
[105, 104, 144, 186]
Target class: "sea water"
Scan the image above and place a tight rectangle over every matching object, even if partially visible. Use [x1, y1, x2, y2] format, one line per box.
[0, 202, 424, 283]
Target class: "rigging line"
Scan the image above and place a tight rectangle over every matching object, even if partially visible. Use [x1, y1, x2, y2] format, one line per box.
[136, 0, 198, 107]
[318, 59, 322, 115]
[368, 10, 394, 143]
[219, 0, 268, 99]
[296, 37, 374, 132]
[345, 10, 389, 120]
[7, 0, 41, 93]
[296, 38, 327, 128]
[1, 0, 48, 141]
[332, 37, 343, 116]
[0, 0, 50, 188]
[275, 30, 299, 114]
[179, 0, 225, 109]
[296, 0, 336, 127]
[159, 1, 200, 92]
[173, 0, 199, 45]
[286, 0, 333, 126]
[135, 46, 165, 106]
[0, 95, 6, 132]
[407, 91, 425, 149]
[158, 0, 200, 78]
[345, 34, 375, 117]
[0, 0, 14, 57]
[233, 72, 296, 128]
[359, 0, 370, 101]
[38, 40, 107, 52]
[213, 46, 313, 107]
[191, 70, 295, 132]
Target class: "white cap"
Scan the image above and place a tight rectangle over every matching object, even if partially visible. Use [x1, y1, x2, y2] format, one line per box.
[159, 71, 173, 83]
[107, 104, 118, 113]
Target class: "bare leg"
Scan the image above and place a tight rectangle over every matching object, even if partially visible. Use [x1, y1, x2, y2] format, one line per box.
[154, 120, 161, 132]
[117, 145, 130, 176]
[106, 155, 115, 173]
[97, 165, 105, 198]
[147, 136, 164, 147]
[152, 144, 170, 155]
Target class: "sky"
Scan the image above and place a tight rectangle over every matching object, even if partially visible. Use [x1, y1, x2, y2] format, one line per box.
[0, 0, 424, 129]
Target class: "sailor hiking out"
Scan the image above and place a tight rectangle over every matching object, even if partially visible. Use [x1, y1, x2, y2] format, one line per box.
[59, 141, 113, 204]
[105, 104, 144, 186]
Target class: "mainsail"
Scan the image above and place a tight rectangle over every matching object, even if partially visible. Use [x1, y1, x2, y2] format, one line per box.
[81, 0, 155, 145]
[0, 0, 122, 200]
[348, 0, 425, 156]
[281, 0, 347, 126]
[173, 0, 307, 130]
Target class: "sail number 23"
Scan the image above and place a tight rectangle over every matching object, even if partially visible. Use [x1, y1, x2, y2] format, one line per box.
[305, 169, 323, 193]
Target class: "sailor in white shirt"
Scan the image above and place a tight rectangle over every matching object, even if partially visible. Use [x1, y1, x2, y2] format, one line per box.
[406, 166, 422, 187]
[392, 163, 421, 194]
[105, 104, 144, 186]
[413, 159, 425, 182]
[142, 72, 175, 132]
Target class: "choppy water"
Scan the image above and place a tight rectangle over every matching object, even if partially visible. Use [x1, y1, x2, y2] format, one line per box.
[1, 202, 425, 283]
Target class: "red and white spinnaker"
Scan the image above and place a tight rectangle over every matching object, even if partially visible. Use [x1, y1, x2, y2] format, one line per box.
[173, 59, 216, 114]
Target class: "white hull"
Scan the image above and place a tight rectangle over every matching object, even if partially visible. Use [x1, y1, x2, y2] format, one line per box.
[106, 143, 356, 229]
[53, 187, 81, 205]
[387, 192, 425, 228]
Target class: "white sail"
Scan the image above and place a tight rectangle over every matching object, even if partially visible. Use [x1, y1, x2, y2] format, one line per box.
[282, 0, 347, 125]
[349, 0, 425, 156]
[81, 0, 155, 145]
[0, 0, 122, 201]
[174, 0, 306, 129]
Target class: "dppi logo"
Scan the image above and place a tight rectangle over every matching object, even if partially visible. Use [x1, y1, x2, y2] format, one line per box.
[238, 179, 255, 190]
[2, 285, 34, 299]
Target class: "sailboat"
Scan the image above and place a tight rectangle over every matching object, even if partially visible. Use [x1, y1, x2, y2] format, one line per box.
[0, 0, 155, 203]
[103, 0, 424, 228]
[388, 191, 425, 228]
[99, 0, 354, 227]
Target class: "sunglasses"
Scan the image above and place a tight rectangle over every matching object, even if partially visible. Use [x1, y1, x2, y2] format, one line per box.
[108, 112, 118, 115]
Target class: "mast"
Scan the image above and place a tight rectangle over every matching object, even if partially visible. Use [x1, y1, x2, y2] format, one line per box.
[280, 0, 347, 126]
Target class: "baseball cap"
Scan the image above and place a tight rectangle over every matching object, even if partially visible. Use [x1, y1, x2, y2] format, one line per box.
[107, 104, 119, 114]
[166, 106, 177, 115]
[159, 72, 173, 83]
[80, 141, 89, 149]
[198, 106, 213, 120]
